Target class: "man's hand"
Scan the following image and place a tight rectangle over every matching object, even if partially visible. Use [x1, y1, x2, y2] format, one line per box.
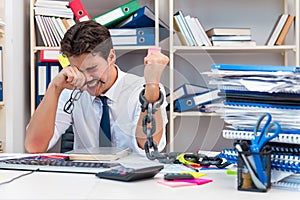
[51, 66, 86, 92]
[144, 51, 169, 85]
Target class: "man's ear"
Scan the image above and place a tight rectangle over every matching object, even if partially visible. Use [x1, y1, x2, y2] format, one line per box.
[108, 49, 116, 63]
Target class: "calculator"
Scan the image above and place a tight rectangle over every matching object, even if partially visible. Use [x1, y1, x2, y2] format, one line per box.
[95, 165, 164, 182]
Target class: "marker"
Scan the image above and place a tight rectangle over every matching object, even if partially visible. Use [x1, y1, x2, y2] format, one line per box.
[183, 164, 199, 172]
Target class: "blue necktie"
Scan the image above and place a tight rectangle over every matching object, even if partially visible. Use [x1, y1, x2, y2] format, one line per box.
[99, 96, 111, 147]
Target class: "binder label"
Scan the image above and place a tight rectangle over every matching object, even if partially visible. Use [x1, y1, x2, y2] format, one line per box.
[95, 8, 124, 25]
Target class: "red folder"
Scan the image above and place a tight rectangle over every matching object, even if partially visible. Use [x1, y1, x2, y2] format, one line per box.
[69, 0, 91, 22]
[40, 49, 60, 62]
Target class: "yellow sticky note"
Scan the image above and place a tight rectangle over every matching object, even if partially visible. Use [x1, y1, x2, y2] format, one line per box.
[58, 54, 70, 68]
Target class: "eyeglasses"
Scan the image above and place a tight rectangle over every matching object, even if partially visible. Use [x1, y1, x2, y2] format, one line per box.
[63, 78, 105, 114]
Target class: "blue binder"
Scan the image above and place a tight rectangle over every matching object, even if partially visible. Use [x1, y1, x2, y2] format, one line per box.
[49, 62, 62, 82]
[36, 62, 49, 107]
[112, 34, 154, 46]
[109, 27, 155, 36]
[115, 6, 169, 41]
[175, 88, 221, 112]
[211, 63, 300, 72]
[167, 83, 209, 102]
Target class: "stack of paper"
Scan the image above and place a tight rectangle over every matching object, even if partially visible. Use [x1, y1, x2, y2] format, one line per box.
[205, 63, 300, 131]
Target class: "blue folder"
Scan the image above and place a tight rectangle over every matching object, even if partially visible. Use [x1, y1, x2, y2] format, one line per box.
[49, 62, 62, 82]
[36, 62, 49, 107]
[211, 63, 300, 72]
[116, 6, 169, 41]
[112, 33, 154, 46]
[175, 88, 221, 112]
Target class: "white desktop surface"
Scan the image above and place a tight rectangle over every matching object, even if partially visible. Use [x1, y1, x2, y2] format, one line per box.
[0, 154, 299, 199]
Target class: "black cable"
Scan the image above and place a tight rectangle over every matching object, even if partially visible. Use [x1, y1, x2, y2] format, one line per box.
[0, 170, 36, 186]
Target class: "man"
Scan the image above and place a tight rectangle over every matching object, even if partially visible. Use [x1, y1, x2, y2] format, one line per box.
[25, 20, 169, 155]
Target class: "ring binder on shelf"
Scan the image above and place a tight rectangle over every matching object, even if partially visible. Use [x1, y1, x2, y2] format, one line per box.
[219, 148, 300, 173]
[222, 130, 300, 145]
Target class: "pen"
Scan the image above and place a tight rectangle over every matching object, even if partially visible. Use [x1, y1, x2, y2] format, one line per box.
[183, 164, 199, 172]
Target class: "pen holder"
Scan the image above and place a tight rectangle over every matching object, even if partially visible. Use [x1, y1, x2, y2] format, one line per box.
[237, 148, 271, 192]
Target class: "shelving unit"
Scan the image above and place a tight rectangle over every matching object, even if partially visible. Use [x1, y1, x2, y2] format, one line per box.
[167, 0, 299, 152]
[29, 0, 300, 153]
[30, 0, 161, 115]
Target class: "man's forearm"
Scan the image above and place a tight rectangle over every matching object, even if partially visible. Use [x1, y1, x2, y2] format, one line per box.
[136, 84, 164, 149]
[25, 83, 63, 153]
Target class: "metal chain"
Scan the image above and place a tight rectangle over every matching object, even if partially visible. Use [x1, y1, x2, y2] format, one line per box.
[142, 104, 230, 167]
[143, 103, 179, 164]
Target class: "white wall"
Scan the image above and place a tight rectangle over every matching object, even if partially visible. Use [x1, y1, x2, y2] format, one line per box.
[4, 0, 30, 152]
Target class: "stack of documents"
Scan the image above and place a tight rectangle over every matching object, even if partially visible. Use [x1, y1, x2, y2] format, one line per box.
[205, 63, 300, 144]
[209, 63, 300, 190]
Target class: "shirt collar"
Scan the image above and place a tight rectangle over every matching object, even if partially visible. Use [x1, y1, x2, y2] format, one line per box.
[92, 65, 126, 103]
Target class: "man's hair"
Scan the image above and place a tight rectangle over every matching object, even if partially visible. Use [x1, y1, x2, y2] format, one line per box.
[60, 20, 113, 59]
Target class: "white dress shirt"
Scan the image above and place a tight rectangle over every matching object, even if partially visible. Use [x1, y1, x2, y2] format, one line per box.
[48, 67, 168, 155]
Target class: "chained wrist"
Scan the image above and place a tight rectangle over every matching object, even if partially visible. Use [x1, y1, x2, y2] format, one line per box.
[139, 87, 164, 112]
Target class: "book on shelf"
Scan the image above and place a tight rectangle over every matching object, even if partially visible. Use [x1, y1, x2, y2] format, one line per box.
[275, 15, 295, 45]
[34, 2, 74, 19]
[266, 14, 289, 46]
[211, 40, 256, 47]
[206, 27, 251, 37]
[193, 17, 212, 46]
[93, 0, 141, 28]
[173, 10, 197, 46]
[34, 0, 69, 7]
[210, 35, 252, 41]
[184, 15, 204, 46]
[65, 147, 131, 161]
[173, 14, 188, 46]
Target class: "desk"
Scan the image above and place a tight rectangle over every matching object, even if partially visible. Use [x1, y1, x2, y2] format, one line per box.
[0, 154, 299, 199]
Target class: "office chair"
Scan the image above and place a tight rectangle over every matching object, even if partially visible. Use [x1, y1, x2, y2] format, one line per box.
[60, 125, 74, 153]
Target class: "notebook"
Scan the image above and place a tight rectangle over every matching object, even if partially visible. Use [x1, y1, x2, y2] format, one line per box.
[65, 147, 131, 161]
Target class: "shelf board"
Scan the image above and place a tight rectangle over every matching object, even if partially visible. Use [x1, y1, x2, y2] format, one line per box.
[172, 45, 297, 53]
[173, 111, 222, 118]
[34, 46, 152, 52]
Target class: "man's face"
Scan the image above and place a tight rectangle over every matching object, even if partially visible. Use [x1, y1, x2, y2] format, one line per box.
[69, 53, 110, 96]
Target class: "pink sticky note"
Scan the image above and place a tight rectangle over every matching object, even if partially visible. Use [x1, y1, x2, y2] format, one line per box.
[157, 180, 196, 188]
[157, 178, 212, 188]
[147, 47, 161, 56]
[173, 178, 213, 185]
